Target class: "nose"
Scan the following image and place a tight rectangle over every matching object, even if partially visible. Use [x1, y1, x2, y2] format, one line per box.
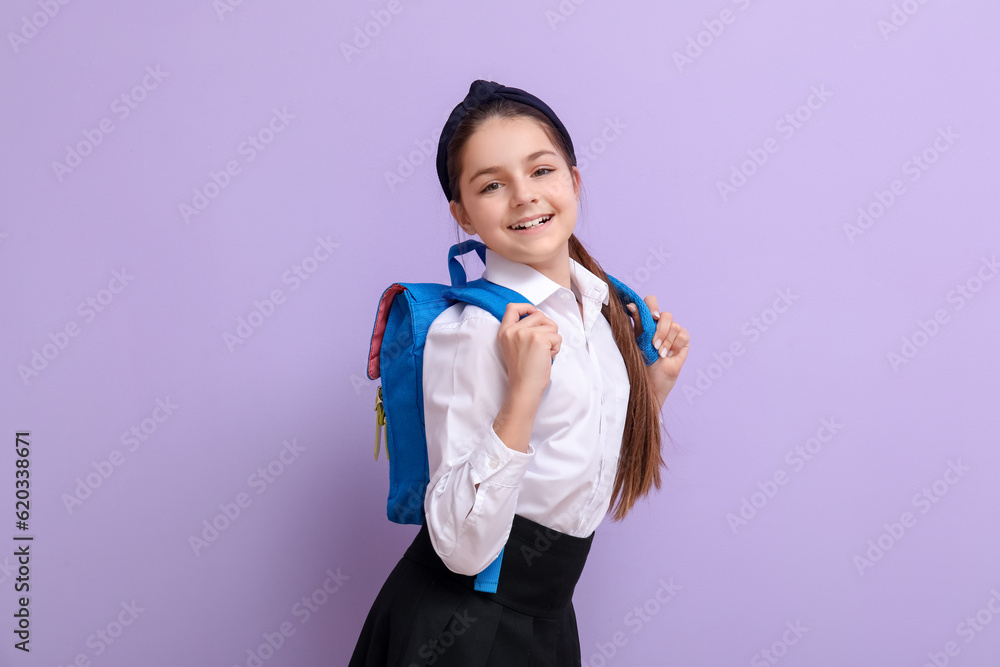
[508, 175, 539, 207]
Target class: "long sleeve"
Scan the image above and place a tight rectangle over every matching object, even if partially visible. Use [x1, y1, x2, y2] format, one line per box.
[421, 309, 536, 576]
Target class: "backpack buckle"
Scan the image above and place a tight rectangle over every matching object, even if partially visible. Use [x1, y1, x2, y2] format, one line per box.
[374, 385, 387, 461]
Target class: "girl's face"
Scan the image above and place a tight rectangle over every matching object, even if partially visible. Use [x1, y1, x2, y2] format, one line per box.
[450, 116, 581, 279]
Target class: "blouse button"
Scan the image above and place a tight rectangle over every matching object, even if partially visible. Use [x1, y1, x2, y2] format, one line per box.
[489, 456, 500, 469]
[561, 292, 575, 301]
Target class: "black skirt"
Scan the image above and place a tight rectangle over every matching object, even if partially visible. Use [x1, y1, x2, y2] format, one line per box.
[349, 514, 596, 667]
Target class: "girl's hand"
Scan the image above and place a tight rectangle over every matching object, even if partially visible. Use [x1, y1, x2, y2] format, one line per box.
[626, 297, 690, 409]
[496, 302, 562, 402]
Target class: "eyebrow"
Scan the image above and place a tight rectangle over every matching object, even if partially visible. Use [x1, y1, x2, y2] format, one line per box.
[467, 150, 558, 184]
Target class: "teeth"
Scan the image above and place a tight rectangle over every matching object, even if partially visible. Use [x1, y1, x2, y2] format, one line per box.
[512, 215, 551, 230]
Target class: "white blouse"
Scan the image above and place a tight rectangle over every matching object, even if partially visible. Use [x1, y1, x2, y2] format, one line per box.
[421, 246, 631, 576]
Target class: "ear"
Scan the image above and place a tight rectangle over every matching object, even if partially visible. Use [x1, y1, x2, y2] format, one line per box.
[450, 200, 477, 236]
[571, 165, 582, 200]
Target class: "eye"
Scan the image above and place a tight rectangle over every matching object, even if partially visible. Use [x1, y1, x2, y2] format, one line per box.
[480, 182, 499, 193]
[534, 167, 553, 176]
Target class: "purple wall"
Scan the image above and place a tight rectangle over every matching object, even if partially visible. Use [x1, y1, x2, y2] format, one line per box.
[2, 1, 999, 665]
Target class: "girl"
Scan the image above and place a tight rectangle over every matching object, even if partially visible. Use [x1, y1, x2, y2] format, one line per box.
[350, 79, 690, 666]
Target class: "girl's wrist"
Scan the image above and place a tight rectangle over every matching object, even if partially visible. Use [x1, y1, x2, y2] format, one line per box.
[504, 379, 544, 407]
[492, 388, 542, 453]
[501, 388, 541, 420]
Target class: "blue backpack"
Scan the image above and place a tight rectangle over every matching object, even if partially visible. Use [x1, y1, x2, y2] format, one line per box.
[365, 239, 659, 592]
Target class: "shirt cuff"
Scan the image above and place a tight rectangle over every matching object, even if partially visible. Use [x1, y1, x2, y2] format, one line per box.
[467, 421, 534, 487]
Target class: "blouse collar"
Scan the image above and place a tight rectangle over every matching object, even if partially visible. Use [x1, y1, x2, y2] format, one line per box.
[481, 246, 611, 307]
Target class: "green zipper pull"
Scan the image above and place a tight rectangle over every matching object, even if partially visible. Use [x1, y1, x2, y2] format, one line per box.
[374, 385, 386, 460]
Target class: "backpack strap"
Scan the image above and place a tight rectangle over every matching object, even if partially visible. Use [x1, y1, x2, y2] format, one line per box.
[448, 240, 488, 287]
[473, 548, 504, 593]
[446, 241, 661, 366]
[442, 278, 531, 320]
[605, 275, 660, 366]
[440, 276, 526, 593]
[443, 279, 554, 370]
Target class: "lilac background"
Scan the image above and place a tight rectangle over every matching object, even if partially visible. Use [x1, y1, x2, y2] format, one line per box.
[2, 1, 999, 665]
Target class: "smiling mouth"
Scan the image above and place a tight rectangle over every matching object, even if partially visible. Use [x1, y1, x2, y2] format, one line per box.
[510, 215, 552, 230]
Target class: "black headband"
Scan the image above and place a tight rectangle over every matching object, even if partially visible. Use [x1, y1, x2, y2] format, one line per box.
[435, 79, 576, 202]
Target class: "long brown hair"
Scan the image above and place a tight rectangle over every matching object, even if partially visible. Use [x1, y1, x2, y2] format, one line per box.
[445, 97, 666, 521]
